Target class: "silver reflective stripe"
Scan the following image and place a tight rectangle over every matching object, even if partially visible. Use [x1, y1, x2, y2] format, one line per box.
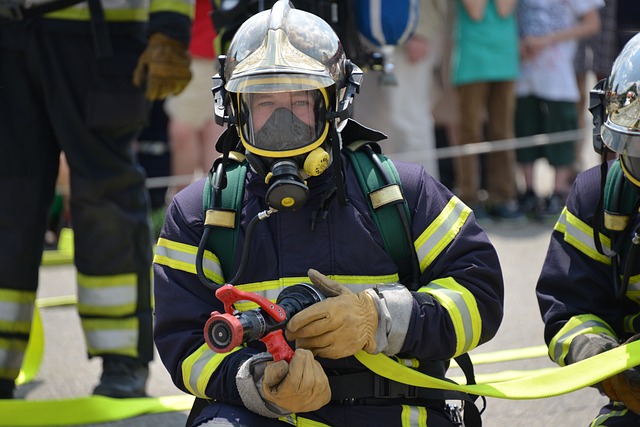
[85, 328, 137, 354]
[0, 340, 25, 376]
[401, 404, 427, 427]
[558, 209, 613, 261]
[416, 197, 470, 272]
[155, 240, 223, 281]
[551, 319, 613, 363]
[427, 283, 474, 353]
[77, 283, 136, 309]
[0, 301, 33, 325]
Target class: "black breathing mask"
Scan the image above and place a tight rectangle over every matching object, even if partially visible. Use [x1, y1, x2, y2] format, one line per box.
[245, 108, 330, 211]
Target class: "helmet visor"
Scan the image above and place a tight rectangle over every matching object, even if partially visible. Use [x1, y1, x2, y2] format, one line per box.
[601, 121, 640, 157]
[237, 82, 330, 157]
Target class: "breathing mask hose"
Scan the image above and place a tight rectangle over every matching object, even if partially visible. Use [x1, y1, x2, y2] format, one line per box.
[228, 208, 277, 284]
[204, 282, 325, 353]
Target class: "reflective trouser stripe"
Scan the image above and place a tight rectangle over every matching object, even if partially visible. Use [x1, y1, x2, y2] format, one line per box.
[77, 272, 137, 317]
[76, 272, 142, 357]
[0, 289, 36, 334]
[401, 405, 428, 427]
[0, 338, 28, 380]
[82, 317, 139, 357]
[0, 289, 36, 381]
[281, 405, 428, 427]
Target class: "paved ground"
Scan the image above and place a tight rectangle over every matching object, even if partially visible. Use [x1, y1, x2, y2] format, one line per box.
[4, 215, 610, 427]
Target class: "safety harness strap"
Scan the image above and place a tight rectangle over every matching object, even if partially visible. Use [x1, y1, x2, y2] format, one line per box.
[603, 159, 639, 233]
[203, 154, 247, 279]
[344, 143, 417, 286]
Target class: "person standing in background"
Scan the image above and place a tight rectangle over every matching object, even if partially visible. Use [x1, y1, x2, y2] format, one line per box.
[450, 0, 523, 221]
[573, 0, 618, 173]
[515, 0, 603, 220]
[165, 0, 225, 195]
[355, 0, 449, 182]
[0, 0, 192, 399]
[384, 0, 448, 181]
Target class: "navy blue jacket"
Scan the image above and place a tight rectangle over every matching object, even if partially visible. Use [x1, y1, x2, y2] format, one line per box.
[153, 121, 504, 407]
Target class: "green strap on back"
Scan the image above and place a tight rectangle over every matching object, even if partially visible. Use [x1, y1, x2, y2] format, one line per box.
[201, 145, 412, 279]
[203, 159, 247, 278]
[344, 146, 413, 266]
[603, 159, 640, 233]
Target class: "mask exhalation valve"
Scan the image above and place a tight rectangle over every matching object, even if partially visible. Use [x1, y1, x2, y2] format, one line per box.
[265, 160, 309, 210]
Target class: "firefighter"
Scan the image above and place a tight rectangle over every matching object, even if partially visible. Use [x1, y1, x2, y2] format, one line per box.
[536, 32, 640, 426]
[153, 1, 504, 425]
[0, 0, 192, 399]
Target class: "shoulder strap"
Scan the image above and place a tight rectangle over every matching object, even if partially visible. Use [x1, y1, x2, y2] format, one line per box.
[344, 143, 419, 287]
[603, 159, 640, 233]
[202, 154, 247, 279]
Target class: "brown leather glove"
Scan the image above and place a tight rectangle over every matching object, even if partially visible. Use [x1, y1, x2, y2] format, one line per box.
[132, 33, 191, 100]
[600, 334, 640, 415]
[285, 269, 378, 359]
[262, 348, 331, 413]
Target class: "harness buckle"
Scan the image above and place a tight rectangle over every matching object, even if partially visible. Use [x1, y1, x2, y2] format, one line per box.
[374, 374, 418, 399]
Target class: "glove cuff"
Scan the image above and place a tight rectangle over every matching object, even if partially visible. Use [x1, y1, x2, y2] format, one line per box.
[236, 352, 290, 418]
[566, 333, 619, 365]
[366, 283, 413, 355]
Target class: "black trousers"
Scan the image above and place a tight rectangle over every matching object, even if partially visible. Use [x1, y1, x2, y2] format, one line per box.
[0, 18, 154, 378]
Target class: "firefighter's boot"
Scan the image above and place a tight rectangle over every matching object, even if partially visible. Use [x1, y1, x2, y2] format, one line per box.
[93, 356, 148, 398]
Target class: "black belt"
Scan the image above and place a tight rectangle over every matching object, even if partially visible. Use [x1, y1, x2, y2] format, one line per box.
[0, 0, 113, 58]
[328, 371, 473, 406]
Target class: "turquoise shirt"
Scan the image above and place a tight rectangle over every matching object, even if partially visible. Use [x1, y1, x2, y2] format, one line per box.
[451, 0, 519, 85]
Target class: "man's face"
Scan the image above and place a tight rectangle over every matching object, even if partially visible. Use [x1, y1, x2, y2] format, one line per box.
[250, 91, 316, 131]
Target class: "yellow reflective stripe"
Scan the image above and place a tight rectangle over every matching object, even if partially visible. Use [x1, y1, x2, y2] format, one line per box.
[556, 207, 612, 264]
[149, 0, 194, 17]
[415, 196, 471, 272]
[81, 317, 139, 357]
[0, 289, 36, 334]
[548, 314, 616, 366]
[590, 403, 628, 426]
[393, 356, 420, 368]
[624, 312, 640, 334]
[418, 277, 481, 356]
[624, 273, 640, 305]
[0, 337, 28, 378]
[154, 237, 224, 284]
[77, 273, 137, 317]
[45, 8, 149, 21]
[293, 416, 332, 427]
[181, 343, 241, 398]
[232, 275, 398, 311]
[401, 404, 427, 427]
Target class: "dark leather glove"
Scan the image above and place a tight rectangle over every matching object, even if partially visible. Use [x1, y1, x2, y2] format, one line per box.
[262, 348, 331, 413]
[132, 33, 191, 100]
[285, 269, 378, 359]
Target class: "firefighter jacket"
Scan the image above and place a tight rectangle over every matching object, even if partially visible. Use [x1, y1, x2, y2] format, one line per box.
[153, 120, 504, 413]
[537, 162, 640, 367]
